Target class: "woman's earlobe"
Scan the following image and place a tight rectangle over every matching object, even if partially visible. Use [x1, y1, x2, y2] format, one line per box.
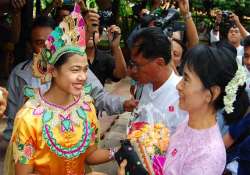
[210, 86, 221, 102]
[51, 67, 57, 77]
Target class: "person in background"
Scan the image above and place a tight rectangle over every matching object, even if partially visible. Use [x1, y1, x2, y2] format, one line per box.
[54, 5, 73, 25]
[210, 10, 222, 43]
[170, 37, 186, 75]
[242, 35, 250, 100]
[210, 12, 249, 64]
[86, 24, 127, 86]
[221, 34, 250, 175]
[130, 27, 187, 133]
[3, 16, 56, 141]
[127, 0, 198, 104]
[223, 113, 250, 175]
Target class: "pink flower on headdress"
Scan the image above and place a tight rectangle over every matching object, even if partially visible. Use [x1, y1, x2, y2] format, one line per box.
[74, 3, 81, 13]
[78, 18, 85, 27]
[50, 45, 56, 54]
[47, 35, 54, 42]
[78, 28, 86, 47]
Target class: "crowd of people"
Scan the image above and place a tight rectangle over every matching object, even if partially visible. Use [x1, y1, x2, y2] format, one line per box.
[0, 0, 250, 175]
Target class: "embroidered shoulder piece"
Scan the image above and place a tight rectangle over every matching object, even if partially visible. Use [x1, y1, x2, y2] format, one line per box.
[84, 83, 92, 95]
[23, 86, 36, 99]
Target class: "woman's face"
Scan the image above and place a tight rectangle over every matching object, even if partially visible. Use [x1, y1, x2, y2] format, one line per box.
[177, 65, 211, 113]
[171, 40, 183, 67]
[53, 54, 88, 96]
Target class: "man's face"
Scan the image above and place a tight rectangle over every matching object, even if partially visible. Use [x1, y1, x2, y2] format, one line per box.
[244, 46, 250, 72]
[31, 26, 53, 53]
[131, 47, 157, 84]
[227, 27, 241, 46]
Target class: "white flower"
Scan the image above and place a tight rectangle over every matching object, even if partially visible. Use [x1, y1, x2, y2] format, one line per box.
[223, 64, 247, 114]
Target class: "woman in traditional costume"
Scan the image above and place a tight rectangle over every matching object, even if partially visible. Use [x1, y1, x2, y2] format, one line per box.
[4, 4, 115, 175]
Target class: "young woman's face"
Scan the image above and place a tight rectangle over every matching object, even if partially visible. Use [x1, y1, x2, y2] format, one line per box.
[53, 54, 88, 96]
[177, 66, 210, 113]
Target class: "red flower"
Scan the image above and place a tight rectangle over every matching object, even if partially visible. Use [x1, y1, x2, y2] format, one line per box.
[23, 145, 34, 158]
[131, 122, 148, 131]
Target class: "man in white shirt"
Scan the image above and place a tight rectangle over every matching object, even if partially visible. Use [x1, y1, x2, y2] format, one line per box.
[130, 27, 187, 134]
[210, 12, 249, 64]
[227, 26, 244, 64]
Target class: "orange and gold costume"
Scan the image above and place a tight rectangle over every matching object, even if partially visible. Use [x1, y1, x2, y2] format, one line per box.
[4, 86, 99, 175]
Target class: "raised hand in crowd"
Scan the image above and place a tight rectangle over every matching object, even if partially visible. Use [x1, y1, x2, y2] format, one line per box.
[84, 11, 100, 41]
[107, 25, 122, 47]
[177, 0, 199, 48]
[0, 87, 8, 118]
[178, 0, 189, 16]
[229, 12, 250, 38]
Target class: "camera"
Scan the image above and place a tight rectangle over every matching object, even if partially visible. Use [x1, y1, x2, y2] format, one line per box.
[99, 10, 114, 28]
[221, 10, 235, 27]
[140, 8, 185, 37]
[222, 11, 232, 22]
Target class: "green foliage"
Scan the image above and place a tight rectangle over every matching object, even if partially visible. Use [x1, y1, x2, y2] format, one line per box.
[192, 0, 250, 16]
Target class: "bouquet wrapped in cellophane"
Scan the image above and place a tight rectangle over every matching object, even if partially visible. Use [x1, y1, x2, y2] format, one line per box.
[127, 121, 170, 175]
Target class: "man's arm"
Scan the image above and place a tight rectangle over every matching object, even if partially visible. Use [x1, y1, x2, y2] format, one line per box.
[178, 0, 199, 48]
[108, 25, 127, 79]
[86, 69, 125, 115]
[230, 13, 249, 38]
[87, 69, 138, 115]
[4, 67, 26, 140]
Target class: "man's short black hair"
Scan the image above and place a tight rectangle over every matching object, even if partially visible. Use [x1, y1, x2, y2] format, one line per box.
[32, 16, 56, 30]
[131, 27, 171, 64]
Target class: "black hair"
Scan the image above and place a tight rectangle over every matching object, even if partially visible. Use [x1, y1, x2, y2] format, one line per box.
[32, 16, 56, 30]
[54, 52, 76, 69]
[243, 35, 250, 47]
[220, 24, 238, 41]
[183, 45, 249, 124]
[54, 5, 73, 19]
[131, 27, 171, 64]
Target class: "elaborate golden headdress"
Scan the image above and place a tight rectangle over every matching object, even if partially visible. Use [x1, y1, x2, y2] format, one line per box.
[33, 3, 86, 83]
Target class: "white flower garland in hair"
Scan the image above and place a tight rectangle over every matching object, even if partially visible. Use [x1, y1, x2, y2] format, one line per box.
[224, 64, 247, 114]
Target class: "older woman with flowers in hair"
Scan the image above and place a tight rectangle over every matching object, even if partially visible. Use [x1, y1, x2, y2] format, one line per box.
[162, 44, 248, 175]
